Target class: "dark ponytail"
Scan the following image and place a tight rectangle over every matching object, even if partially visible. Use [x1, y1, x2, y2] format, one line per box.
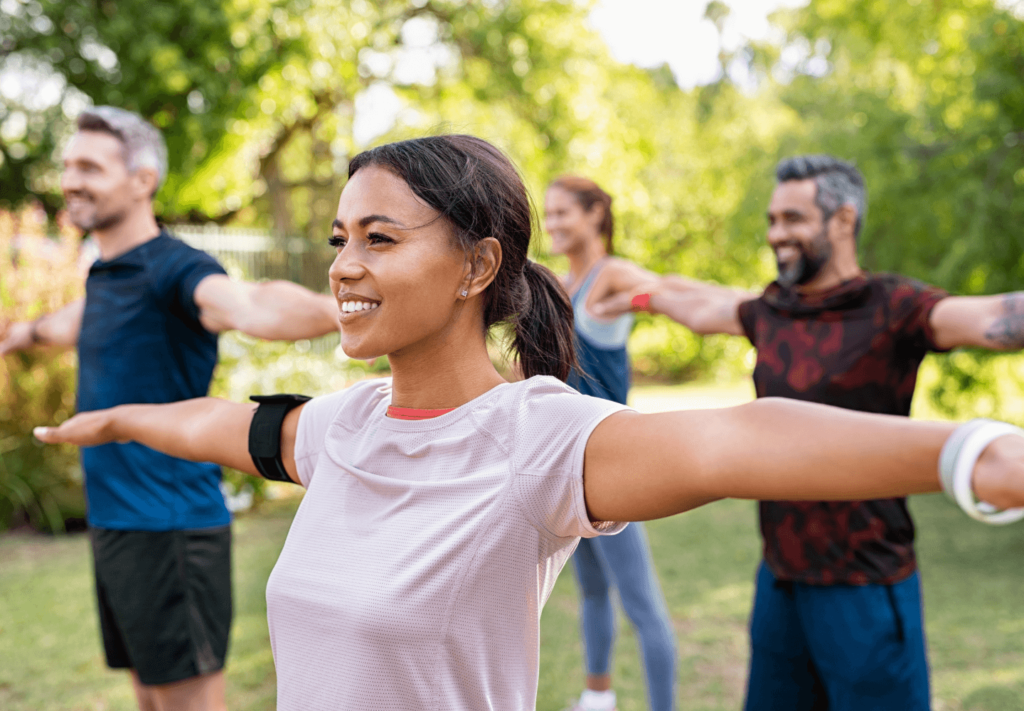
[516, 260, 576, 381]
[348, 135, 578, 381]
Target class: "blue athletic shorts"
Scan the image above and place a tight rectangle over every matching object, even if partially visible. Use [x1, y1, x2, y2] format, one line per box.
[743, 561, 930, 711]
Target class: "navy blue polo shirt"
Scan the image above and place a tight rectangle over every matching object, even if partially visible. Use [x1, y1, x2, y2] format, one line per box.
[77, 231, 230, 531]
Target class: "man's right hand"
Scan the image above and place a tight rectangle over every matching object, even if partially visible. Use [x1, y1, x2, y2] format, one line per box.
[0, 321, 35, 356]
[0, 300, 85, 353]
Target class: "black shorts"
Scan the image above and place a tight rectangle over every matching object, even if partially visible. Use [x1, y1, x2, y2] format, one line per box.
[90, 525, 233, 686]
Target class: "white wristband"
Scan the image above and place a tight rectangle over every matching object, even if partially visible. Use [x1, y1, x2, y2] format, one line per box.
[939, 419, 1024, 525]
[938, 419, 990, 498]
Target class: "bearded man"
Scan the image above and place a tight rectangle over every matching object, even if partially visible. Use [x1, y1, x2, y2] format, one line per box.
[595, 154, 1024, 710]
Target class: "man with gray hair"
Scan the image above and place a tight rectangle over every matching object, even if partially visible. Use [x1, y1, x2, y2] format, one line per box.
[0, 106, 341, 710]
[594, 154, 1024, 709]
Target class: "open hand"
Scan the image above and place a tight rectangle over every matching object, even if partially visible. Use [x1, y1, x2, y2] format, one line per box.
[34, 410, 125, 447]
[591, 280, 660, 318]
[0, 322, 34, 356]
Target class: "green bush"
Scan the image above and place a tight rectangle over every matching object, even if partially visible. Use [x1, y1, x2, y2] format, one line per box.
[0, 208, 85, 532]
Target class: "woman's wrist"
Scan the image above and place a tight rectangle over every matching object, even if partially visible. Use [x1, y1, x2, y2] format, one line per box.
[940, 419, 1024, 524]
[630, 283, 663, 315]
[973, 434, 1024, 511]
[630, 293, 651, 312]
[29, 317, 46, 345]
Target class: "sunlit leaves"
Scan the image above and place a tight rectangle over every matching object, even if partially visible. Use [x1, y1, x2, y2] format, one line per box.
[0, 207, 84, 531]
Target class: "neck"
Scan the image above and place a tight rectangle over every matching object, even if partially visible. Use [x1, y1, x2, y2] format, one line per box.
[93, 207, 161, 261]
[386, 319, 507, 411]
[796, 255, 863, 294]
[565, 239, 607, 290]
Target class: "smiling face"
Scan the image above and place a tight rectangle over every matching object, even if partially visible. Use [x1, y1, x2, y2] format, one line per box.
[544, 186, 604, 256]
[328, 166, 472, 360]
[766, 179, 835, 289]
[61, 130, 149, 232]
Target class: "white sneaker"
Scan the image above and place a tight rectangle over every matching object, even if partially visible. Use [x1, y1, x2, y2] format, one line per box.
[565, 689, 618, 711]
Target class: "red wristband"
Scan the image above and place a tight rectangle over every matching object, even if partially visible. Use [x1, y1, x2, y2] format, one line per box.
[631, 293, 651, 312]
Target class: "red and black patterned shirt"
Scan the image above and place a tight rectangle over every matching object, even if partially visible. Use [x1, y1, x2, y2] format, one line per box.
[737, 273, 948, 585]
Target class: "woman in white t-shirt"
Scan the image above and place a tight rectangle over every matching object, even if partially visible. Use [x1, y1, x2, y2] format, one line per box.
[36, 135, 1024, 711]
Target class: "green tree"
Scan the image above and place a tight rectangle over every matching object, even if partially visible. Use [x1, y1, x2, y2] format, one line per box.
[0, 0, 283, 219]
[754, 0, 1024, 420]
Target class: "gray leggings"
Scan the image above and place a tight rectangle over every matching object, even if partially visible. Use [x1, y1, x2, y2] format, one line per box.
[572, 522, 677, 710]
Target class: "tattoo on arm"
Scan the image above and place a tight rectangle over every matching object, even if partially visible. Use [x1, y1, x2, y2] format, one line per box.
[983, 293, 1024, 348]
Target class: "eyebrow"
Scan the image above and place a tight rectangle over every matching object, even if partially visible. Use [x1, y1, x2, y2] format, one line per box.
[331, 215, 407, 230]
[64, 157, 103, 168]
[767, 209, 807, 219]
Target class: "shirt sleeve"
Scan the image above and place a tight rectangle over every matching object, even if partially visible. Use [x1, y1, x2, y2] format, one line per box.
[888, 276, 949, 353]
[177, 251, 227, 324]
[737, 298, 760, 346]
[293, 389, 351, 488]
[153, 239, 227, 326]
[512, 377, 632, 539]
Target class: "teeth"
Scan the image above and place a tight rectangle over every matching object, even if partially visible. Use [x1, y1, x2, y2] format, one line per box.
[341, 301, 378, 313]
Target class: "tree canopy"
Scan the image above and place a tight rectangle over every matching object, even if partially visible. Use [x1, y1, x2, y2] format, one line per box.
[2, 0, 1023, 393]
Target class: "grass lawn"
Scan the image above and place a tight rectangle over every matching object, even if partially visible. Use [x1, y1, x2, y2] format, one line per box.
[1, 381, 1022, 710]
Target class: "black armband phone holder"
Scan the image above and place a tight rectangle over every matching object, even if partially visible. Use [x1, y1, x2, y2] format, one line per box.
[248, 394, 312, 482]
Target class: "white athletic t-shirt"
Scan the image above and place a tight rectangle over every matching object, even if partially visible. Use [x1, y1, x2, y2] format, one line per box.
[265, 375, 630, 710]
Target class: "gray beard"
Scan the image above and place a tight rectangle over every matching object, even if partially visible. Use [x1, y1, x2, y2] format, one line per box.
[776, 230, 832, 289]
[71, 203, 128, 232]
[777, 253, 814, 289]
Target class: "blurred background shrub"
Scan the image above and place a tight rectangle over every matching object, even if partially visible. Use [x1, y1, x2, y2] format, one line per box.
[0, 207, 84, 532]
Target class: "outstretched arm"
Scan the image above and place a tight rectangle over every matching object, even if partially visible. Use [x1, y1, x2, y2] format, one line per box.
[930, 293, 1024, 351]
[581, 258, 658, 313]
[0, 300, 85, 354]
[193, 274, 339, 341]
[33, 398, 304, 484]
[582, 399, 1024, 522]
[592, 274, 756, 336]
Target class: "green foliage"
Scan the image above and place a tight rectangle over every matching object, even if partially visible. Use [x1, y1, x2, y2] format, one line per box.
[6, 0, 1024, 407]
[0, 208, 84, 531]
[756, 0, 1024, 422]
[0, 0, 280, 217]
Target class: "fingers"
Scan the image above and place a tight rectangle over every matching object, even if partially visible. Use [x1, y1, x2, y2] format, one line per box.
[0, 323, 31, 355]
[33, 426, 63, 444]
[0, 334, 16, 356]
[35, 410, 125, 447]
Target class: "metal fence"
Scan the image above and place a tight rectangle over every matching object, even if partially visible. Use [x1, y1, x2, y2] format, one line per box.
[171, 224, 340, 353]
[171, 224, 335, 295]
